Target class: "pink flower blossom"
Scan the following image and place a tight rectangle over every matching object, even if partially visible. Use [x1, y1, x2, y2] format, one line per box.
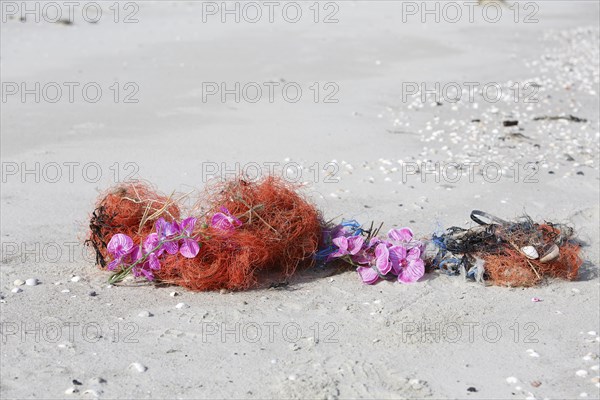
[211, 207, 242, 232]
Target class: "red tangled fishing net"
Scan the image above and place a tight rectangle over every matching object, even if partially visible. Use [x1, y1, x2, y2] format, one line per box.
[484, 224, 582, 287]
[87, 182, 181, 268]
[87, 177, 322, 291]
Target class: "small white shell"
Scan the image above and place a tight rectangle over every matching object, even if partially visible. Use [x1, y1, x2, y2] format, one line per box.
[540, 244, 560, 263]
[521, 246, 539, 259]
[64, 387, 78, 395]
[129, 362, 147, 373]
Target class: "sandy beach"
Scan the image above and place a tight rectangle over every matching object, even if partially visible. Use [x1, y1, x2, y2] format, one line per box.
[1, 1, 599, 398]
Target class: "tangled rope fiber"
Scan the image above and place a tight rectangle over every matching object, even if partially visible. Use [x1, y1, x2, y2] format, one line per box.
[87, 177, 322, 291]
[430, 211, 583, 287]
[87, 182, 181, 268]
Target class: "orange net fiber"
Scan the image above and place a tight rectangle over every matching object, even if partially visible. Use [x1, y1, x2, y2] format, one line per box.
[87, 177, 322, 291]
[87, 182, 180, 268]
[158, 177, 322, 291]
[484, 223, 582, 287]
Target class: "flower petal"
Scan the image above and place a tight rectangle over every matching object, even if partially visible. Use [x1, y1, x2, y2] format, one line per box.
[148, 252, 161, 270]
[367, 237, 381, 249]
[155, 218, 167, 236]
[169, 220, 181, 236]
[107, 234, 133, 258]
[398, 258, 425, 284]
[330, 236, 349, 257]
[347, 236, 365, 255]
[407, 246, 421, 261]
[388, 228, 414, 243]
[375, 243, 391, 275]
[180, 238, 200, 258]
[181, 217, 197, 236]
[141, 268, 154, 281]
[163, 241, 179, 255]
[352, 251, 373, 265]
[389, 245, 407, 275]
[357, 267, 379, 285]
[143, 233, 159, 253]
[211, 213, 236, 231]
[107, 258, 121, 271]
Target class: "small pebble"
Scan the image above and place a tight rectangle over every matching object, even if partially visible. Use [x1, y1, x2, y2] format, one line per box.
[175, 302, 189, 309]
[88, 291, 97, 297]
[64, 387, 78, 395]
[11, 288, 22, 293]
[138, 311, 153, 317]
[169, 291, 179, 297]
[506, 376, 518, 384]
[582, 353, 597, 361]
[82, 389, 101, 397]
[72, 379, 82, 386]
[288, 374, 297, 381]
[531, 297, 542, 302]
[526, 349, 540, 357]
[530, 380, 541, 387]
[61, 289, 70, 293]
[13, 279, 24, 286]
[576, 370, 588, 377]
[591, 377, 600, 383]
[588, 331, 597, 336]
[129, 362, 147, 373]
[590, 365, 599, 371]
[89, 377, 106, 385]
[25, 278, 38, 286]
[71, 276, 82, 282]
[409, 379, 423, 389]
[467, 386, 477, 392]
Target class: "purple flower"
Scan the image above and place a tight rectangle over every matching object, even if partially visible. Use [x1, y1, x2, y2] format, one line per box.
[397, 247, 425, 284]
[388, 227, 414, 243]
[155, 218, 180, 255]
[330, 235, 365, 258]
[107, 234, 134, 271]
[211, 207, 242, 232]
[357, 266, 379, 285]
[374, 243, 391, 274]
[388, 245, 407, 275]
[132, 262, 156, 281]
[179, 217, 200, 258]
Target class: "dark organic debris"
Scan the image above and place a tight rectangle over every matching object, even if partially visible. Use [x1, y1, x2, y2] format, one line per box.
[533, 115, 587, 123]
[429, 210, 582, 287]
[499, 132, 532, 141]
[268, 281, 290, 289]
[502, 120, 519, 127]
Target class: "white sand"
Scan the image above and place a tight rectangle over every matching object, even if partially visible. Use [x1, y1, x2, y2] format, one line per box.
[1, 1, 599, 398]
